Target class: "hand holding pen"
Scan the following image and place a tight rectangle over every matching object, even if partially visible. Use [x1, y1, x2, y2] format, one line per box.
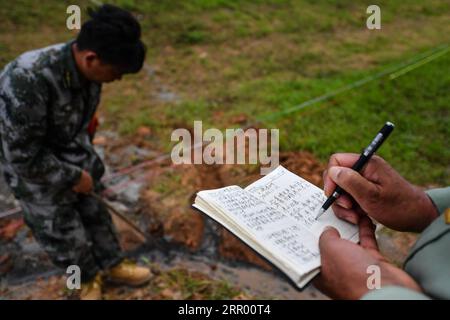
[316, 122, 395, 220]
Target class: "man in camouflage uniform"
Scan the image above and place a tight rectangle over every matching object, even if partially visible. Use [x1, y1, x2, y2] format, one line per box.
[0, 5, 150, 299]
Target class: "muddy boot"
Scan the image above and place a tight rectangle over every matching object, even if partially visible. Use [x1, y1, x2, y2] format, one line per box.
[80, 274, 102, 300]
[106, 260, 152, 287]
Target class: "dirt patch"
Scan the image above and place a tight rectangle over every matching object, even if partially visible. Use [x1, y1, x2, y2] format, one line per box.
[141, 150, 325, 268]
[0, 253, 13, 275]
[377, 227, 419, 267]
[0, 275, 69, 300]
[0, 218, 25, 242]
[162, 207, 205, 249]
[0, 263, 250, 300]
[110, 214, 146, 252]
[218, 229, 272, 270]
[0, 218, 26, 277]
[143, 164, 210, 251]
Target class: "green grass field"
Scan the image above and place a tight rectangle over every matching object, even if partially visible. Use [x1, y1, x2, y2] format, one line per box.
[1, 0, 449, 185]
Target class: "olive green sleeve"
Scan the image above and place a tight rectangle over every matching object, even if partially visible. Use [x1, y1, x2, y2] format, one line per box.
[361, 286, 431, 300]
[426, 187, 450, 215]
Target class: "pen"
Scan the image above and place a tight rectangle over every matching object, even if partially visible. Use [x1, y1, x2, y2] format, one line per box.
[315, 121, 395, 220]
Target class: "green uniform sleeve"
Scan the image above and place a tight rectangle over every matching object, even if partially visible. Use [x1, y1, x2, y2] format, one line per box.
[361, 286, 431, 300]
[426, 187, 450, 215]
[1, 67, 82, 188]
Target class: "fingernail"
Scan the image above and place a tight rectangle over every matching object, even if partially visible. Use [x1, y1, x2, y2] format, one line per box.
[345, 214, 358, 225]
[329, 167, 341, 181]
[337, 198, 350, 209]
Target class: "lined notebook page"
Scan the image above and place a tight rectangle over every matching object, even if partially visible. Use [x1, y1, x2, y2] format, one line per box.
[198, 186, 321, 272]
[245, 166, 358, 240]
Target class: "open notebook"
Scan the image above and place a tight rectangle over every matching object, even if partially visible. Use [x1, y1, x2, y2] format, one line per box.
[193, 165, 359, 289]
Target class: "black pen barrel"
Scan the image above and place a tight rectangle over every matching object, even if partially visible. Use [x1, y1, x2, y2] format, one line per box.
[351, 154, 368, 171]
[322, 185, 344, 211]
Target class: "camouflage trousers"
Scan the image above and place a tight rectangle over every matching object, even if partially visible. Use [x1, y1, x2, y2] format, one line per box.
[20, 193, 123, 282]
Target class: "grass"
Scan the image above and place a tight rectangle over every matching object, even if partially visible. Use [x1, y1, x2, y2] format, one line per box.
[158, 268, 242, 300]
[0, 0, 449, 186]
[140, 262, 243, 299]
[153, 171, 182, 196]
[250, 50, 450, 185]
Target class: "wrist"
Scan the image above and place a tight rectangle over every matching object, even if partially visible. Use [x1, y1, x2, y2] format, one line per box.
[377, 261, 423, 294]
[414, 187, 439, 231]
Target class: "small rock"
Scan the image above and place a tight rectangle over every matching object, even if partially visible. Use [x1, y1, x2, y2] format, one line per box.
[137, 126, 152, 137]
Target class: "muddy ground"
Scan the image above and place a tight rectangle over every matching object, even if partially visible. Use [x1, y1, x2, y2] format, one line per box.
[0, 130, 418, 300]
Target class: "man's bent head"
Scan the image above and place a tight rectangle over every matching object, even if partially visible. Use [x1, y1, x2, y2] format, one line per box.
[73, 4, 146, 83]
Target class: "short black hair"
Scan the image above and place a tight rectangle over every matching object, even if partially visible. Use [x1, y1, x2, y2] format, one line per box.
[76, 4, 146, 74]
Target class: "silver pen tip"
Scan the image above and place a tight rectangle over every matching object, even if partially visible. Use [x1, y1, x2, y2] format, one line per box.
[315, 208, 325, 220]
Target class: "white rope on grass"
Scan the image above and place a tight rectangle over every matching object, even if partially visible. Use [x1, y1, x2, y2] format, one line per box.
[256, 44, 449, 122]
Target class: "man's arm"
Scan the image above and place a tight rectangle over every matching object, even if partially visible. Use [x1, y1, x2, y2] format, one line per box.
[1, 67, 82, 188]
[361, 187, 450, 300]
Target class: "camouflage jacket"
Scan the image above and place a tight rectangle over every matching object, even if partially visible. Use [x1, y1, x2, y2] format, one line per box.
[0, 41, 104, 203]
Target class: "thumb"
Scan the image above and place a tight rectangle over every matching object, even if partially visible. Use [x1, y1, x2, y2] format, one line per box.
[319, 226, 341, 252]
[328, 166, 380, 207]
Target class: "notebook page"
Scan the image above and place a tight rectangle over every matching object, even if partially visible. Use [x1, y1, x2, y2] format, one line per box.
[194, 195, 307, 285]
[245, 166, 358, 240]
[198, 186, 321, 272]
